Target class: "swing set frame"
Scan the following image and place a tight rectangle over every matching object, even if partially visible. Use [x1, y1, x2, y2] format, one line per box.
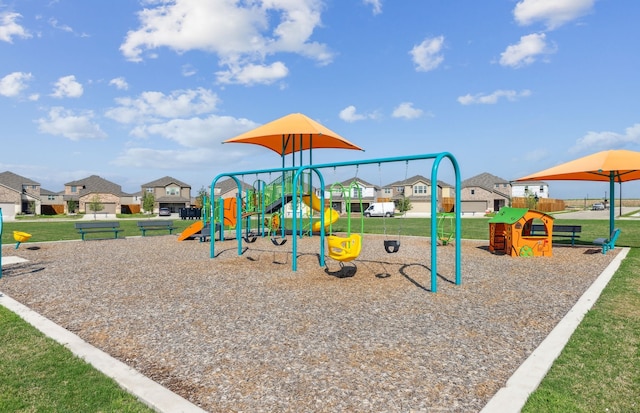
[209, 152, 461, 293]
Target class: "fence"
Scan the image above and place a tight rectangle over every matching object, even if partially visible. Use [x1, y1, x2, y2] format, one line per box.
[511, 197, 565, 212]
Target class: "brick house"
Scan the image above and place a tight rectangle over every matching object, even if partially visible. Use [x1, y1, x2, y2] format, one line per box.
[141, 176, 192, 214]
[461, 172, 511, 213]
[381, 175, 449, 216]
[0, 171, 42, 217]
[64, 175, 125, 215]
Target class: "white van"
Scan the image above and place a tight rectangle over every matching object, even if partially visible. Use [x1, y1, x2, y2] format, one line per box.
[364, 202, 395, 217]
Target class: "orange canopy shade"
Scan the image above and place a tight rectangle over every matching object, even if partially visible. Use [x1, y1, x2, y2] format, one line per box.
[516, 149, 640, 183]
[516, 149, 640, 235]
[223, 113, 363, 155]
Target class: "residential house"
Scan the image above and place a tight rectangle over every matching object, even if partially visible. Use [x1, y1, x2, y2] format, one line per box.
[213, 177, 253, 199]
[382, 175, 447, 216]
[40, 188, 65, 215]
[141, 176, 192, 214]
[461, 172, 511, 213]
[511, 180, 549, 199]
[0, 171, 41, 217]
[324, 177, 377, 214]
[64, 175, 125, 215]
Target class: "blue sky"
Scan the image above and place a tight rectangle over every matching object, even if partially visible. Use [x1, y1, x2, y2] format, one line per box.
[1, 0, 639, 200]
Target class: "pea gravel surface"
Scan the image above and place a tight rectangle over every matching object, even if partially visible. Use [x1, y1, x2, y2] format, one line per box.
[0, 234, 618, 412]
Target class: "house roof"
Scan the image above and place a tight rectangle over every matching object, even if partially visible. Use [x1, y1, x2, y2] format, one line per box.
[40, 188, 61, 196]
[335, 177, 375, 188]
[0, 171, 40, 192]
[462, 172, 509, 189]
[215, 177, 252, 195]
[383, 174, 451, 188]
[141, 176, 190, 188]
[65, 175, 124, 197]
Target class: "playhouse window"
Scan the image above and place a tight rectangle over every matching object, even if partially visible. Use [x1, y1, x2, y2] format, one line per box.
[522, 218, 547, 236]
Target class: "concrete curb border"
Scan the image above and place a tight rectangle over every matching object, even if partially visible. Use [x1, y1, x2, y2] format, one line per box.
[0, 292, 206, 413]
[480, 247, 630, 413]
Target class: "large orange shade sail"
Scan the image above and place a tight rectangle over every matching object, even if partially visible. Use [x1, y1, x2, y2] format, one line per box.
[516, 149, 640, 183]
[516, 149, 640, 234]
[223, 112, 363, 155]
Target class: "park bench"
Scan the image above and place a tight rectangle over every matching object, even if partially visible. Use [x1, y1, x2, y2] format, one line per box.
[75, 222, 124, 241]
[137, 220, 176, 236]
[531, 224, 582, 246]
[593, 228, 621, 254]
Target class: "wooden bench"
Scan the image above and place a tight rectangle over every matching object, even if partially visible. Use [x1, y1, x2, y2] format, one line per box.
[531, 224, 582, 246]
[137, 220, 176, 236]
[593, 228, 621, 254]
[75, 222, 124, 241]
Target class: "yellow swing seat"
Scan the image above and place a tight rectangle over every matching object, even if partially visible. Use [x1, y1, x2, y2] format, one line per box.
[327, 234, 362, 262]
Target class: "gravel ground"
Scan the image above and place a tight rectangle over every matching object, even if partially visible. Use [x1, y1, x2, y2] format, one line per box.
[0, 234, 618, 412]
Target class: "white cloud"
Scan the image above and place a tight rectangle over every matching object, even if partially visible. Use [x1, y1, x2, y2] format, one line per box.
[0, 11, 31, 43]
[51, 75, 84, 98]
[120, 0, 331, 85]
[514, 0, 595, 30]
[112, 147, 217, 169]
[392, 102, 423, 119]
[49, 17, 73, 33]
[37, 107, 107, 140]
[109, 77, 129, 90]
[130, 114, 259, 149]
[499, 33, 554, 68]
[0, 71, 33, 97]
[216, 61, 289, 85]
[410, 36, 445, 72]
[570, 124, 640, 153]
[457, 89, 532, 105]
[363, 0, 382, 15]
[182, 64, 197, 77]
[105, 88, 220, 124]
[339, 105, 379, 123]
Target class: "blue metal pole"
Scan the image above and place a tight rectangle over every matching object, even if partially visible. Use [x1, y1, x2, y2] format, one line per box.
[609, 172, 615, 236]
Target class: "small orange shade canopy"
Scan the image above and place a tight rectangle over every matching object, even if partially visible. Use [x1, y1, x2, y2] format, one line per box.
[223, 112, 363, 156]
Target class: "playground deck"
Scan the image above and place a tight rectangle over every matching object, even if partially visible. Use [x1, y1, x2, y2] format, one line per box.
[0, 235, 618, 412]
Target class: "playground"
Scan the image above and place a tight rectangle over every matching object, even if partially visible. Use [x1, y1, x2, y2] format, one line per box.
[0, 234, 619, 412]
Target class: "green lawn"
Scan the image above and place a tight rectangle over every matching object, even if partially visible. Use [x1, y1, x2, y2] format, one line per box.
[0, 305, 154, 412]
[1, 215, 639, 410]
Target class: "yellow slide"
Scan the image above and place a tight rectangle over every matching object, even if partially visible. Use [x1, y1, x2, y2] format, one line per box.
[302, 194, 340, 232]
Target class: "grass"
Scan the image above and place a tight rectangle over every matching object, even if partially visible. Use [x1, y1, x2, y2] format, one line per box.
[1, 214, 639, 410]
[1, 219, 196, 244]
[0, 305, 154, 412]
[522, 247, 640, 412]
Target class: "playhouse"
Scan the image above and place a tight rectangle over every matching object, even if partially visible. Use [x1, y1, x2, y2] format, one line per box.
[488, 207, 554, 257]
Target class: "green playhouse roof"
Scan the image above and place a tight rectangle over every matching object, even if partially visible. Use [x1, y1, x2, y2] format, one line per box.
[487, 207, 530, 224]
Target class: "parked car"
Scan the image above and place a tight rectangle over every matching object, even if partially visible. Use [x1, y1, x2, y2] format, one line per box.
[159, 207, 171, 216]
[592, 203, 605, 210]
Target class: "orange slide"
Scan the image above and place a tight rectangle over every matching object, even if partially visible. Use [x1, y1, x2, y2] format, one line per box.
[302, 194, 340, 232]
[177, 198, 238, 241]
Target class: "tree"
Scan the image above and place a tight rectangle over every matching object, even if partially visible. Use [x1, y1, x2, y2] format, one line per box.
[88, 194, 104, 219]
[67, 200, 78, 214]
[142, 191, 155, 214]
[396, 196, 412, 215]
[195, 186, 208, 208]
